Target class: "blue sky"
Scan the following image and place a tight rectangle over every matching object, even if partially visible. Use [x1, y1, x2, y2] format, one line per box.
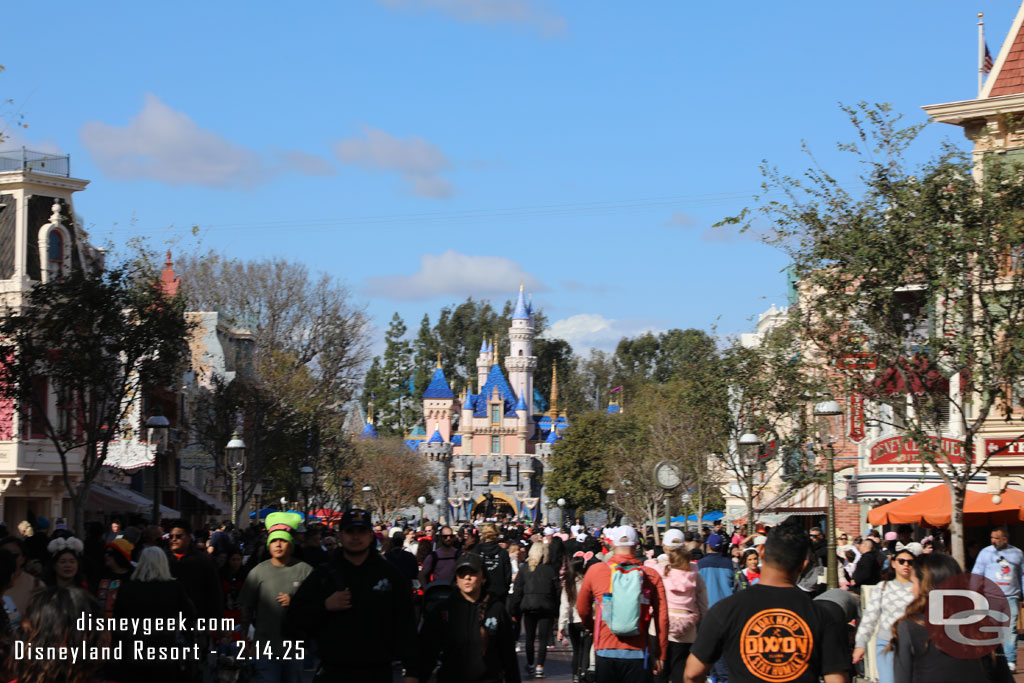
[2, 1, 1018, 353]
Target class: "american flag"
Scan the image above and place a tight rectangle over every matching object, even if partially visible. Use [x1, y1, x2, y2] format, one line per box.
[983, 42, 994, 75]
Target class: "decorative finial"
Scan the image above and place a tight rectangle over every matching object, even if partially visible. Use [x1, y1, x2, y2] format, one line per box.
[367, 394, 375, 425]
[549, 361, 560, 418]
[436, 350, 442, 369]
[165, 249, 173, 266]
[49, 199, 63, 227]
[520, 280, 524, 291]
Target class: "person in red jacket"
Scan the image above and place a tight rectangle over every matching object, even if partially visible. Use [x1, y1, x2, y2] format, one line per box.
[577, 525, 669, 682]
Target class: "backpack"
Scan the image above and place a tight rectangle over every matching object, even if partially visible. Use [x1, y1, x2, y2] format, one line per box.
[600, 562, 650, 637]
[426, 549, 460, 584]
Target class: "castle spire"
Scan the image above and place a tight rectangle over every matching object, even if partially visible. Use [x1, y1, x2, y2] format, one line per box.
[436, 350, 442, 369]
[493, 333, 500, 365]
[512, 281, 530, 320]
[549, 361, 559, 419]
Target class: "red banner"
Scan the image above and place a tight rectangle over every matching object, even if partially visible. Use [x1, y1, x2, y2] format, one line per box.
[984, 438, 1024, 458]
[848, 392, 865, 443]
[869, 436, 967, 465]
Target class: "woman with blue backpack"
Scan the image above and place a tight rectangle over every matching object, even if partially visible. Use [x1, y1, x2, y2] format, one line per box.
[511, 541, 560, 678]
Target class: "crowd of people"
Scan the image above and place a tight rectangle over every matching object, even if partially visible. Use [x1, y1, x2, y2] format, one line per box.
[0, 511, 1017, 683]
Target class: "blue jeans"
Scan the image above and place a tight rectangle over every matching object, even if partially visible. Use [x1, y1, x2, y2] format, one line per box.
[252, 657, 301, 683]
[1005, 596, 1019, 666]
[875, 638, 894, 683]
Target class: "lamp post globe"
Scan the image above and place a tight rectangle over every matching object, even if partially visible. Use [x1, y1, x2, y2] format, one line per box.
[813, 395, 843, 590]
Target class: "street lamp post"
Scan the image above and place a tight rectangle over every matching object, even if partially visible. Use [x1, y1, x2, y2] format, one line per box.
[341, 476, 354, 512]
[361, 485, 373, 520]
[417, 495, 427, 526]
[225, 430, 246, 524]
[606, 488, 616, 525]
[299, 466, 314, 520]
[557, 498, 566, 528]
[738, 432, 762, 537]
[814, 396, 843, 590]
[146, 407, 170, 525]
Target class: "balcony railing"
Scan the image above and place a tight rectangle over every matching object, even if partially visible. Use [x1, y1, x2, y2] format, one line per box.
[0, 148, 70, 178]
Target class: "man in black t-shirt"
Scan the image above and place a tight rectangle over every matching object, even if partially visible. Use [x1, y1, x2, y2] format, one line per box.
[683, 524, 850, 683]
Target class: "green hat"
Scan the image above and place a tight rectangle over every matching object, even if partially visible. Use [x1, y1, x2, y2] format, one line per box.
[265, 511, 303, 547]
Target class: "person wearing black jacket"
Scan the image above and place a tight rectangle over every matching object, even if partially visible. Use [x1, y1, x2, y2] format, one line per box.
[419, 553, 521, 683]
[510, 542, 560, 679]
[469, 523, 512, 601]
[852, 537, 883, 593]
[385, 529, 420, 582]
[287, 508, 418, 683]
[164, 520, 221, 683]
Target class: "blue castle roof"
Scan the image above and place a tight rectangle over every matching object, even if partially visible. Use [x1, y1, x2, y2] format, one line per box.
[423, 367, 455, 399]
[409, 425, 427, 437]
[404, 439, 419, 452]
[464, 392, 477, 411]
[545, 425, 563, 444]
[606, 402, 622, 415]
[512, 285, 530, 320]
[451, 434, 462, 446]
[473, 363, 517, 418]
[514, 392, 528, 411]
[360, 420, 379, 440]
[428, 426, 444, 444]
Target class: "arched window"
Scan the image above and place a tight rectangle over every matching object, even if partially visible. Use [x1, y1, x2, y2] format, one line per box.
[518, 350, 523, 356]
[47, 230, 63, 279]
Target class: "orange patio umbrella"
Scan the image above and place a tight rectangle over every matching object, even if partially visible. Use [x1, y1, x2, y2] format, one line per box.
[867, 485, 1024, 527]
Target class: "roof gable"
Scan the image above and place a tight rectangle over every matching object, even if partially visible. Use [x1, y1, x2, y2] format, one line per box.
[984, 3, 1024, 98]
[422, 367, 455, 399]
[473, 364, 516, 417]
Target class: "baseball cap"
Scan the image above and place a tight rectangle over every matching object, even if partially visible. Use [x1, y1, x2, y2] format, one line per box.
[662, 529, 685, 548]
[613, 525, 638, 547]
[706, 533, 724, 550]
[454, 553, 484, 574]
[340, 508, 373, 531]
[575, 533, 587, 543]
[105, 538, 134, 563]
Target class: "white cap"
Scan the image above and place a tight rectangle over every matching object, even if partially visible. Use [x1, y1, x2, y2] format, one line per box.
[656, 553, 669, 564]
[752, 535, 767, 547]
[543, 527, 556, 536]
[570, 524, 582, 536]
[602, 526, 614, 539]
[613, 525, 638, 547]
[575, 533, 586, 543]
[662, 528, 685, 548]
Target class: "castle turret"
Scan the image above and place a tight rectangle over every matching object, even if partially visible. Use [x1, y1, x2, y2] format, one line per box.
[506, 284, 538, 417]
[476, 338, 492, 390]
[515, 385, 528, 452]
[422, 353, 456, 442]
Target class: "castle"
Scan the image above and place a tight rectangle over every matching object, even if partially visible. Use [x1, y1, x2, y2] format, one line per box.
[363, 285, 568, 523]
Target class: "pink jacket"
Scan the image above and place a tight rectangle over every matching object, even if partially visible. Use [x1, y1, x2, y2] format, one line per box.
[660, 567, 708, 643]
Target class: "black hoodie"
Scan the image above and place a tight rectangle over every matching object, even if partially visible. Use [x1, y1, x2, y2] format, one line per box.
[467, 541, 512, 599]
[419, 591, 521, 683]
[287, 550, 417, 672]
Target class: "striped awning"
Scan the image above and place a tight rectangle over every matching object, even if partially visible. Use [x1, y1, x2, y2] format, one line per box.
[755, 483, 828, 514]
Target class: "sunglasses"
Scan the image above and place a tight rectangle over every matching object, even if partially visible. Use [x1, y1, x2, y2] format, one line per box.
[169, 533, 187, 539]
[895, 558, 913, 565]
[440, 533, 454, 538]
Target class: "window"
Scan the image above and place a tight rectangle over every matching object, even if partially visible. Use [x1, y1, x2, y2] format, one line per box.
[22, 377, 48, 439]
[490, 405, 500, 424]
[491, 436, 501, 453]
[489, 471, 501, 485]
[47, 230, 63, 280]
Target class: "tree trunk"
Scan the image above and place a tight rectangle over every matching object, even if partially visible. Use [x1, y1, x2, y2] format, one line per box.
[650, 503, 661, 546]
[949, 483, 966, 568]
[72, 484, 88, 540]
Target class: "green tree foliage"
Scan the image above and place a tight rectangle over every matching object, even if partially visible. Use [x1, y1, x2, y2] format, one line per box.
[720, 102, 1024, 561]
[612, 328, 719, 396]
[546, 410, 643, 512]
[362, 314, 419, 436]
[0, 263, 193, 537]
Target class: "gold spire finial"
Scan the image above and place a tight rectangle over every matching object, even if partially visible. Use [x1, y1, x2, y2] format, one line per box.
[519, 280, 524, 292]
[436, 350, 442, 369]
[493, 334, 499, 364]
[549, 361, 560, 419]
[367, 399, 375, 425]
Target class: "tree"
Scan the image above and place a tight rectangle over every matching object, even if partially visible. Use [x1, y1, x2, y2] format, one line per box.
[176, 253, 371, 520]
[721, 102, 1024, 564]
[713, 328, 822, 536]
[352, 438, 436, 523]
[546, 410, 642, 513]
[0, 65, 28, 145]
[363, 314, 418, 436]
[0, 264, 192, 538]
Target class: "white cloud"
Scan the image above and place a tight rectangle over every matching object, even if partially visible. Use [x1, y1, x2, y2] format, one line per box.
[80, 94, 333, 188]
[378, 0, 566, 35]
[544, 314, 662, 352]
[366, 250, 543, 300]
[334, 126, 453, 198]
[666, 210, 695, 228]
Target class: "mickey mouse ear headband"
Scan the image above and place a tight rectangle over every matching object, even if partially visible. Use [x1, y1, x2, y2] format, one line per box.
[47, 537, 84, 555]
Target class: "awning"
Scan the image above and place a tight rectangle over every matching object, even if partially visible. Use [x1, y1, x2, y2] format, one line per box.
[87, 484, 178, 518]
[179, 482, 228, 514]
[867, 485, 1024, 527]
[755, 483, 829, 514]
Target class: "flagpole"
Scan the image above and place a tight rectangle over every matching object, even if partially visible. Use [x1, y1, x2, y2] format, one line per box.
[979, 12, 985, 97]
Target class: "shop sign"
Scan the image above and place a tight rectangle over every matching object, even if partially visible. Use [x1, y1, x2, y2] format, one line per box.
[848, 392, 866, 443]
[869, 435, 968, 465]
[984, 438, 1024, 457]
